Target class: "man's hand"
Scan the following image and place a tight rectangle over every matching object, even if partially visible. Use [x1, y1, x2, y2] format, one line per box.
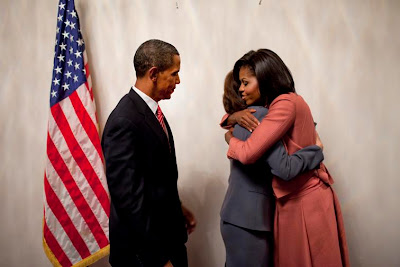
[225, 127, 234, 144]
[316, 131, 324, 150]
[228, 109, 259, 132]
[181, 205, 196, 234]
[164, 260, 174, 267]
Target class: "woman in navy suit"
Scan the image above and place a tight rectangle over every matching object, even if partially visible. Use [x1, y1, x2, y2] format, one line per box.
[220, 70, 324, 267]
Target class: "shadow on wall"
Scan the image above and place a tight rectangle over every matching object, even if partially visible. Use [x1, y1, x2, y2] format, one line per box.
[180, 170, 227, 267]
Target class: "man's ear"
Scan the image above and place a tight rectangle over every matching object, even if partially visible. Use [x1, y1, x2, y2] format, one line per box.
[149, 67, 158, 82]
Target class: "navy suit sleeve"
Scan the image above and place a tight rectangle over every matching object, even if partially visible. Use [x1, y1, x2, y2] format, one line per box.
[264, 141, 324, 181]
[233, 106, 324, 181]
[103, 117, 146, 228]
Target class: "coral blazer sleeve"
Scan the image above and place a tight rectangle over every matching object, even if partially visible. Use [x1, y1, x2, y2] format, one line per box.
[220, 113, 231, 129]
[227, 94, 296, 164]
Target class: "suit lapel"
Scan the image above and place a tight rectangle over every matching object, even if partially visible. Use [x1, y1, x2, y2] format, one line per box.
[144, 109, 170, 150]
[128, 89, 170, 151]
[164, 117, 175, 155]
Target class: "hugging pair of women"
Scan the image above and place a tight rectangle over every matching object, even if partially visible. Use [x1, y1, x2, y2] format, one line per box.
[220, 49, 349, 267]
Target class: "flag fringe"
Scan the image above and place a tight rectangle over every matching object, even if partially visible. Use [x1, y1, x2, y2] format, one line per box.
[43, 236, 62, 267]
[72, 245, 109, 267]
[43, 220, 110, 267]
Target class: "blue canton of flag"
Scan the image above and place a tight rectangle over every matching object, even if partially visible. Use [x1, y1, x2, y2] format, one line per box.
[51, 0, 86, 107]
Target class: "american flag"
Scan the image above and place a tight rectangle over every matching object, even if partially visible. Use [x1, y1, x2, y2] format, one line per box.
[43, 0, 110, 266]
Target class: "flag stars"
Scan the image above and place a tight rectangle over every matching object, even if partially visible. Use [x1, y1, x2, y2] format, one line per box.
[50, 3, 88, 107]
[57, 54, 65, 62]
[53, 78, 60, 85]
[55, 66, 62, 74]
[62, 31, 70, 39]
[77, 38, 84, 46]
[62, 83, 70, 91]
[59, 43, 67, 51]
[70, 10, 77, 18]
[74, 51, 82, 58]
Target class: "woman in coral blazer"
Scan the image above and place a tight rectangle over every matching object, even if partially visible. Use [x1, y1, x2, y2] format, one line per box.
[225, 49, 350, 267]
[220, 71, 324, 267]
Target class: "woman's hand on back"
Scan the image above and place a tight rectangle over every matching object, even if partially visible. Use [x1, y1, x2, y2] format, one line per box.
[228, 109, 259, 132]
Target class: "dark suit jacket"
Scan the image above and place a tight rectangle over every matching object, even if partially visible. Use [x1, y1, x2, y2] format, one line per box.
[102, 89, 187, 267]
[220, 106, 323, 231]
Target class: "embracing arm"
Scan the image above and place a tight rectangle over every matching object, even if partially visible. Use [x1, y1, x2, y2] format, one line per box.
[220, 109, 259, 132]
[265, 141, 323, 181]
[227, 96, 296, 164]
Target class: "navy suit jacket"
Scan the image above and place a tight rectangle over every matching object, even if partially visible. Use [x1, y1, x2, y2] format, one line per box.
[102, 89, 187, 266]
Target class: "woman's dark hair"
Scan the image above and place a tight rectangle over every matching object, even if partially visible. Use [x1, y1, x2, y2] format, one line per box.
[223, 70, 246, 114]
[233, 49, 295, 106]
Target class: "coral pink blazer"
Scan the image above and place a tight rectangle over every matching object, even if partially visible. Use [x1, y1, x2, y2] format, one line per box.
[227, 92, 324, 198]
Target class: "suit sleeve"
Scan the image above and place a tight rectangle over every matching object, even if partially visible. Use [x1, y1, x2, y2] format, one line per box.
[264, 141, 324, 181]
[102, 117, 169, 266]
[227, 96, 296, 164]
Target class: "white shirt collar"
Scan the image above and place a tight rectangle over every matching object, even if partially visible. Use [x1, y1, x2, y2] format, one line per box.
[132, 86, 158, 115]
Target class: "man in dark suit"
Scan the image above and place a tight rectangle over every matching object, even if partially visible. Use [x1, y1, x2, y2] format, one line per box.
[102, 39, 196, 267]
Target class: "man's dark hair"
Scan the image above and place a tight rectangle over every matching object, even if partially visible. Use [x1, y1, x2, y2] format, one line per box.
[233, 49, 295, 106]
[133, 39, 179, 78]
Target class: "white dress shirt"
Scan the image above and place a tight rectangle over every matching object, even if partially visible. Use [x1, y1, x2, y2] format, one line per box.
[132, 86, 158, 116]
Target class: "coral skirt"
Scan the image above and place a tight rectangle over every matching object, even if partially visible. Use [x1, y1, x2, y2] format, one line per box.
[273, 173, 350, 267]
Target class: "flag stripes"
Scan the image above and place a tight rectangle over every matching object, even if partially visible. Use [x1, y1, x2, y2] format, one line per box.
[46, 105, 109, 242]
[43, 219, 74, 267]
[44, 176, 92, 259]
[45, 155, 102, 255]
[50, 103, 110, 221]
[68, 92, 104, 166]
[44, 189, 85, 263]
[44, 1, 110, 265]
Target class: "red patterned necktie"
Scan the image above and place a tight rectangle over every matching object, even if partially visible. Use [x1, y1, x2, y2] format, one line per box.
[156, 106, 168, 137]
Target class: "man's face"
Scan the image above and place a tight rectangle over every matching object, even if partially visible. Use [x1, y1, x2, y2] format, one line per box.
[154, 55, 181, 101]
